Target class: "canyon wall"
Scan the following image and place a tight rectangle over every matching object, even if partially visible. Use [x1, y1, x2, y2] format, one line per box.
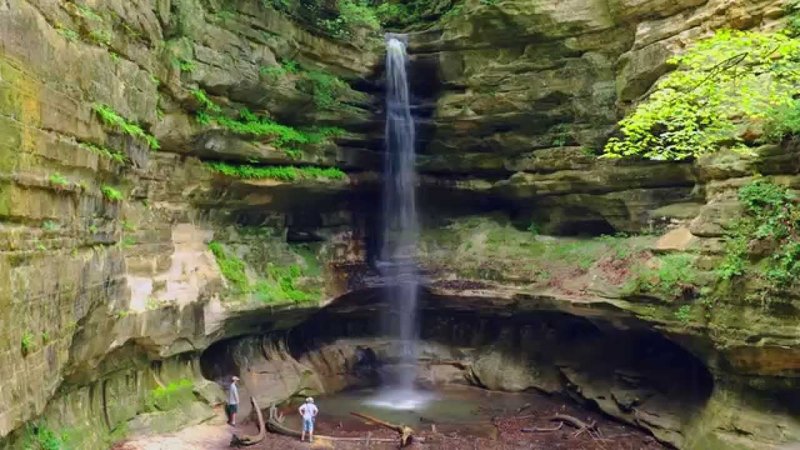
[0, 0, 798, 449]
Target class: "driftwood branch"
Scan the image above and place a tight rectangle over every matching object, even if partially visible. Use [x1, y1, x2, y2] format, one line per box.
[230, 397, 266, 447]
[550, 413, 596, 431]
[522, 422, 564, 433]
[351, 411, 415, 447]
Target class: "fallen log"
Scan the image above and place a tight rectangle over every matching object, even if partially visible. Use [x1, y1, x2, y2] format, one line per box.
[550, 413, 597, 431]
[522, 423, 564, 433]
[230, 397, 266, 447]
[264, 405, 403, 444]
[351, 411, 415, 446]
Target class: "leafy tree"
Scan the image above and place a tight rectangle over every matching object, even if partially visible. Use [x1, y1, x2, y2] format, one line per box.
[604, 29, 800, 160]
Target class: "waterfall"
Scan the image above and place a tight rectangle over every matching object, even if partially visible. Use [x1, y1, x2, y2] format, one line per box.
[372, 34, 428, 408]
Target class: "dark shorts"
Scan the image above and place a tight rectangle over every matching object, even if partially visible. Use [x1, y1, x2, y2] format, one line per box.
[225, 404, 238, 415]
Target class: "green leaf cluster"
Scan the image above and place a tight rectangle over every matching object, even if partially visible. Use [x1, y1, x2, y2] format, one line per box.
[49, 173, 69, 187]
[192, 90, 345, 156]
[144, 379, 195, 412]
[261, 60, 357, 111]
[208, 241, 250, 293]
[208, 241, 320, 303]
[206, 162, 346, 181]
[604, 28, 800, 160]
[720, 179, 800, 288]
[92, 104, 159, 150]
[21, 423, 64, 450]
[319, 0, 380, 38]
[101, 185, 124, 202]
[625, 253, 697, 299]
[80, 142, 127, 164]
[253, 263, 319, 303]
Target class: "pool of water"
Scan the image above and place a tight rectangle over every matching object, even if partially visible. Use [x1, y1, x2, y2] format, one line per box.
[278, 385, 536, 436]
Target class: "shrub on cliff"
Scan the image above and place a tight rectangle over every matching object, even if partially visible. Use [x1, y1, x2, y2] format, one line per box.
[719, 179, 800, 289]
[604, 29, 800, 160]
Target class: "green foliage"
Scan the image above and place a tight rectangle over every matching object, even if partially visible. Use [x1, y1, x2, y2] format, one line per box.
[75, 4, 103, 22]
[88, 29, 112, 46]
[101, 185, 124, 202]
[301, 69, 352, 110]
[174, 58, 196, 73]
[191, 89, 221, 113]
[80, 142, 127, 164]
[92, 104, 159, 150]
[121, 236, 137, 248]
[550, 124, 570, 147]
[763, 99, 800, 142]
[604, 28, 800, 160]
[254, 263, 318, 303]
[42, 221, 60, 232]
[193, 92, 345, 152]
[625, 253, 697, 299]
[21, 423, 64, 450]
[56, 26, 79, 42]
[49, 173, 69, 187]
[720, 179, 800, 289]
[144, 379, 195, 412]
[319, 0, 380, 38]
[675, 305, 692, 324]
[260, 60, 355, 111]
[208, 241, 250, 293]
[21, 331, 34, 355]
[206, 162, 346, 181]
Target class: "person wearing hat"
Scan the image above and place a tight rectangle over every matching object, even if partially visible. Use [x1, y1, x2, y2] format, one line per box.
[225, 376, 240, 426]
[298, 397, 319, 443]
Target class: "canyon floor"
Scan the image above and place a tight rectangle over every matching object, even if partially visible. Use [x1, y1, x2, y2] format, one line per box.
[115, 390, 664, 450]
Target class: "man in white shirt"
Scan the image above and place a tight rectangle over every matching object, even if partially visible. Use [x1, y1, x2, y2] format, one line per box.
[226, 376, 240, 426]
[298, 397, 319, 443]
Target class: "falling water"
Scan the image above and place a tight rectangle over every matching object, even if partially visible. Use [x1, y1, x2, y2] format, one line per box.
[370, 34, 430, 409]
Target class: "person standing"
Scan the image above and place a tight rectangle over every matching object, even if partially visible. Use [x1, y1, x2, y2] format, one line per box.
[226, 376, 240, 426]
[298, 397, 319, 443]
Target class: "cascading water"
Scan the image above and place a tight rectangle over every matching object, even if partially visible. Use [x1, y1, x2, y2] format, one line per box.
[369, 34, 431, 409]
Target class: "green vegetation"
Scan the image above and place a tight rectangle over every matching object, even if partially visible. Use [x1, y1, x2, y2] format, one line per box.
[42, 221, 60, 232]
[101, 185, 124, 202]
[318, 0, 380, 39]
[300, 69, 353, 109]
[719, 179, 800, 291]
[604, 27, 800, 160]
[144, 379, 195, 412]
[56, 26, 79, 42]
[253, 263, 319, 303]
[121, 236, 137, 248]
[550, 124, 570, 147]
[422, 217, 649, 284]
[206, 162, 346, 182]
[624, 253, 697, 299]
[21, 331, 34, 355]
[191, 89, 221, 113]
[88, 29, 112, 46]
[92, 104, 159, 150]
[75, 4, 103, 22]
[80, 142, 127, 164]
[49, 173, 69, 187]
[675, 304, 692, 324]
[21, 423, 64, 450]
[261, 59, 358, 111]
[209, 240, 321, 304]
[194, 91, 346, 156]
[208, 241, 250, 293]
[173, 58, 196, 73]
[262, 0, 380, 39]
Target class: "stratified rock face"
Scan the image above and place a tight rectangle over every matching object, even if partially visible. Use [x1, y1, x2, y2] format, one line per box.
[1, 0, 799, 449]
[0, 0, 380, 447]
[406, 0, 786, 233]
